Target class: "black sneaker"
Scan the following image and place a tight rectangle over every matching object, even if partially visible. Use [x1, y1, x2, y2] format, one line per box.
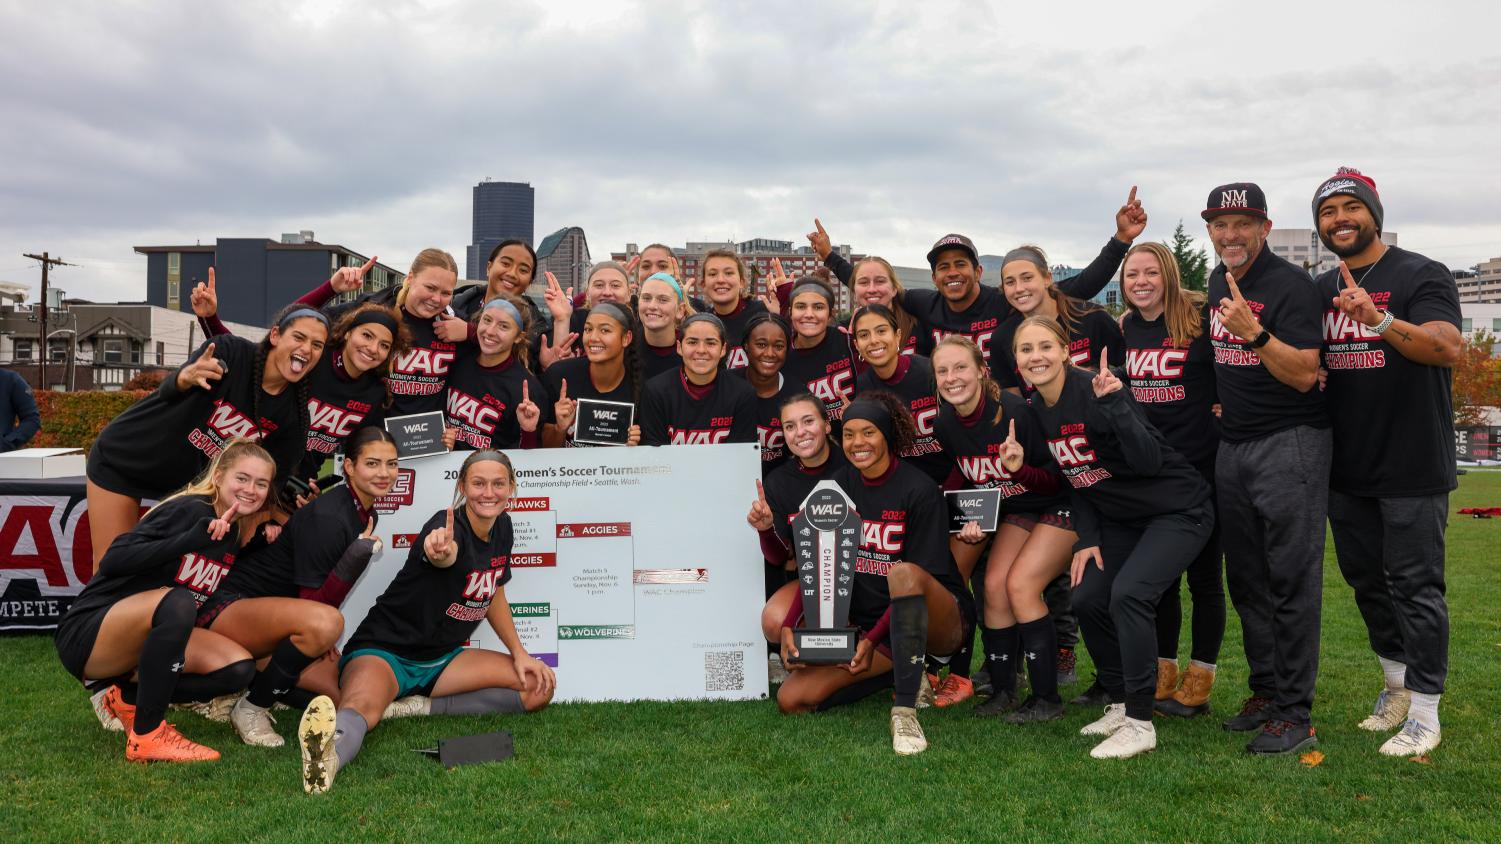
[1069, 678, 1111, 707]
[1056, 648, 1077, 686]
[1246, 719, 1317, 754]
[973, 688, 1020, 717]
[1004, 695, 1065, 724]
[972, 668, 993, 698]
[1222, 695, 1273, 732]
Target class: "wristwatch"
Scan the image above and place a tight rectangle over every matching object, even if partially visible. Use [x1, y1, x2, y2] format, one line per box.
[1250, 329, 1271, 349]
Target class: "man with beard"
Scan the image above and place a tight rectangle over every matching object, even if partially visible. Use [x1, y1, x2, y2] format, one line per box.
[1203, 182, 1331, 754]
[1314, 168, 1462, 757]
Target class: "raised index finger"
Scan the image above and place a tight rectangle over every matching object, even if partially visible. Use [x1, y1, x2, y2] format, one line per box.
[1339, 261, 1357, 290]
[559, 378, 568, 400]
[755, 478, 767, 503]
[522, 379, 530, 403]
[1007, 418, 1017, 441]
[207, 267, 216, 290]
[1126, 185, 1137, 205]
[201, 341, 217, 361]
[1099, 356, 1109, 378]
[445, 506, 455, 533]
[359, 255, 377, 276]
[815, 218, 827, 236]
[1225, 272, 1243, 301]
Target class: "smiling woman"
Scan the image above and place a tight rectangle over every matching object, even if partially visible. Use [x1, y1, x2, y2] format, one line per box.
[639, 312, 758, 447]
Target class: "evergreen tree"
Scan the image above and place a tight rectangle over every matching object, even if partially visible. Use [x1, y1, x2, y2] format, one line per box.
[1168, 220, 1210, 291]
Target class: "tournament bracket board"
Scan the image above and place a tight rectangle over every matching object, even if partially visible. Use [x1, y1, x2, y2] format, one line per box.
[337, 443, 770, 703]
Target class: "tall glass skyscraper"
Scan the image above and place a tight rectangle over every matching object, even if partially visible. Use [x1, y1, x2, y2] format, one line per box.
[466, 180, 535, 279]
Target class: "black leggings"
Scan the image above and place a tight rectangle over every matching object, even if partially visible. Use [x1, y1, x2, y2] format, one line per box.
[1155, 459, 1225, 664]
[1073, 503, 1214, 721]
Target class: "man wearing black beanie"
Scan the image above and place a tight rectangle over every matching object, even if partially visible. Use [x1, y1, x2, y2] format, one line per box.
[1314, 167, 1462, 758]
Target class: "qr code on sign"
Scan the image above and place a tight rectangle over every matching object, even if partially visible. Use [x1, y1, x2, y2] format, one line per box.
[704, 651, 744, 692]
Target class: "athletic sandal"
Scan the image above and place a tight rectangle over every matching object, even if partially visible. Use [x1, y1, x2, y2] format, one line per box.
[1090, 718, 1156, 759]
[1222, 695, 1272, 732]
[299, 695, 340, 794]
[125, 722, 219, 763]
[1246, 719, 1317, 755]
[1070, 678, 1111, 707]
[973, 688, 1020, 717]
[934, 674, 974, 708]
[1358, 687, 1411, 732]
[93, 685, 134, 733]
[890, 706, 928, 756]
[1157, 662, 1215, 718]
[1004, 695, 1065, 724]
[1080, 703, 1128, 737]
[1155, 658, 1179, 702]
[1056, 647, 1077, 686]
[382, 695, 432, 720]
[231, 696, 285, 748]
[1379, 719, 1441, 757]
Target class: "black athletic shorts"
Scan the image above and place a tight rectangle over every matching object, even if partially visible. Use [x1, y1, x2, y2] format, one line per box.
[196, 591, 245, 629]
[55, 606, 110, 682]
[1003, 504, 1075, 533]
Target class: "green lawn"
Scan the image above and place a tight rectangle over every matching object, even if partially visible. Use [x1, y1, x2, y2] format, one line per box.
[5, 474, 1501, 842]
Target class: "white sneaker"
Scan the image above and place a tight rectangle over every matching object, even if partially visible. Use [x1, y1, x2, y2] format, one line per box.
[768, 653, 789, 685]
[916, 673, 936, 710]
[230, 696, 285, 748]
[1379, 719, 1441, 757]
[1080, 703, 1128, 736]
[382, 695, 431, 720]
[91, 687, 123, 732]
[1358, 687, 1411, 732]
[1090, 717, 1157, 759]
[299, 696, 340, 795]
[890, 706, 928, 756]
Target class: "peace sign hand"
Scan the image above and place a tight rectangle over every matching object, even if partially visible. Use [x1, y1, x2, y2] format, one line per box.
[806, 218, 832, 260]
[1114, 185, 1148, 243]
[1217, 269, 1262, 342]
[747, 479, 774, 531]
[424, 506, 459, 567]
[517, 380, 541, 433]
[177, 342, 226, 391]
[190, 267, 219, 319]
[543, 271, 573, 322]
[330, 256, 378, 293]
[207, 500, 240, 542]
[1091, 356, 1122, 398]
[1334, 261, 1381, 327]
[539, 332, 579, 371]
[999, 418, 1025, 472]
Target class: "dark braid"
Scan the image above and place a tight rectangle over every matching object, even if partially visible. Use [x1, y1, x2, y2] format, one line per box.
[622, 324, 643, 406]
[251, 341, 267, 433]
[295, 377, 312, 453]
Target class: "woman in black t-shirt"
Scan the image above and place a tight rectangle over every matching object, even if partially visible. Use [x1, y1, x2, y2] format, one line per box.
[85, 304, 330, 566]
[734, 312, 798, 476]
[640, 313, 758, 446]
[761, 393, 971, 757]
[780, 278, 855, 425]
[441, 295, 550, 451]
[637, 272, 690, 379]
[298, 449, 556, 794]
[851, 305, 948, 484]
[57, 440, 275, 763]
[1119, 242, 1224, 718]
[991, 245, 1125, 392]
[542, 302, 643, 447]
[1016, 316, 1212, 760]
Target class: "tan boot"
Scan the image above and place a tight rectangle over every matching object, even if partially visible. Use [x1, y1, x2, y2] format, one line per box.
[1157, 662, 1215, 717]
[1154, 658, 1179, 701]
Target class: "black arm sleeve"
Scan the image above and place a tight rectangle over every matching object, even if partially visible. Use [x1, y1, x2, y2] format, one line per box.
[1056, 238, 1129, 303]
[97, 506, 215, 578]
[1097, 390, 1163, 476]
[823, 252, 855, 287]
[1069, 491, 1102, 552]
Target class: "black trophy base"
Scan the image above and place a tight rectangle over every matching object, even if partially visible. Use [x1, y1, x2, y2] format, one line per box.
[791, 628, 859, 665]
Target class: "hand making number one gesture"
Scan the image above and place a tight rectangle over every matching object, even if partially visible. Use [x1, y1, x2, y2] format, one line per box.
[1091, 356, 1122, 398]
[998, 418, 1025, 472]
[331, 255, 379, 294]
[1114, 186, 1148, 243]
[190, 267, 219, 319]
[806, 218, 832, 261]
[207, 500, 240, 542]
[425, 505, 459, 567]
[746, 479, 774, 531]
[1333, 260, 1381, 327]
[516, 379, 541, 433]
[177, 342, 226, 391]
[1217, 269, 1262, 343]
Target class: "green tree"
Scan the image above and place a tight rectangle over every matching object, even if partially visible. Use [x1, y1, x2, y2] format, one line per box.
[1168, 220, 1210, 291]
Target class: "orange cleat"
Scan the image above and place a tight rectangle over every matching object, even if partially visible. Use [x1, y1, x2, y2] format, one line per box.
[934, 674, 975, 708]
[125, 722, 220, 763]
[94, 685, 136, 733]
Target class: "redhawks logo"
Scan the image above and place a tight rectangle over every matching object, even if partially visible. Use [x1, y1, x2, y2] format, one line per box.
[509, 497, 551, 511]
[1126, 348, 1188, 379]
[373, 469, 416, 514]
[206, 401, 260, 440]
[392, 533, 418, 549]
[307, 398, 365, 438]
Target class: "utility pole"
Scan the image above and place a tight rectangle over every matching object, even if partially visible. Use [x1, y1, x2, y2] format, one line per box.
[23, 252, 77, 391]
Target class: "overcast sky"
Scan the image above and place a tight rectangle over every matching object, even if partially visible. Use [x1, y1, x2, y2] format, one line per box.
[3, 0, 1499, 303]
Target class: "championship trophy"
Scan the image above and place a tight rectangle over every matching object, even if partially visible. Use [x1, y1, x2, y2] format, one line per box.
[790, 480, 861, 664]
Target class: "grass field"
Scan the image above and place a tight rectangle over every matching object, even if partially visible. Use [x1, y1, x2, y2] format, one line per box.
[4, 474, 1501, 842]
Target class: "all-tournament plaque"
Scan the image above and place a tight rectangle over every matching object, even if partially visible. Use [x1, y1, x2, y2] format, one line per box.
[791, 480, 861, 664]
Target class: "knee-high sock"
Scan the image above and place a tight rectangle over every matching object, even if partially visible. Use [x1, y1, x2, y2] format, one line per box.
[980, 626, 1018, 695]
[430, 688, 525, 715]
[170, 660, 256, 703]
[1019, 616, 1060, 703]
[334, 708, 369, 769]
[132, 588, 197, 735]
[890, 596, 928, 709]
[246, 637, 318, 709]
[282, 688, 317, 710]
[948, 615, 975, 679]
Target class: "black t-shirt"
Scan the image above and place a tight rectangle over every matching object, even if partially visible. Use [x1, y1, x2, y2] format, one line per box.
[218, 484, 373, 601]
[1207, 247, 1328, 442]
[346, 506, 514, 661]
[301, 348, 387, 480]
[1318, 246, 1461, 496]
[639, 368, 759, 446]
[854, 355, 950, 484]
[835, 461, 971, 631]
[64, 496, 240, 620]
[737, 373, 800, 477]
[764, 449, 850, 553]
[1120, 309, 1219, 466]
[386, 309, 458, 417]
[640, 339, 683, 381]
[933, 392, 1067, 512]
[990, 306, 1125, 391]
[782, 332, 855, 425]
[87, 335, 304, 500]
[1029, 368, 1209, 544]
[541, 357, 639, 447]
[444, 350, 551, 450]
[450, 285, 552, 364]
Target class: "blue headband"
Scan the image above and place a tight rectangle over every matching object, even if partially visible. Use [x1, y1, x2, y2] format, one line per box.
[482, 297, 525, 329]
[643, 272, 685, 302]
[278, 307, 330, 329]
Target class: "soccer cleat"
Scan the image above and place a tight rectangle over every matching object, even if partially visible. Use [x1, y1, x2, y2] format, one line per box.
[382, 695, 432, 720]
[1157, 662, 1215, 718]
[1246, 719, 1317, 755]
[1090, 717, 1156, 759]
[1379, 719, 1441, 757]
[93, 685, 134, 733]
[934, 674, 974, 708]
[1080, 703, 1129, 737]
[299, 696, 340, 794]
[181, 693, 237, 723]
[1070, 678, 1111, 707]
[1222, 695, 1273, 732]
[890, 706, 928, 756]
[971, 668, 993, 697]
[1358, 687, 1411, 732]
[1004, 695, 1066, 724]
[973, 688, 1020, 717]
[1155, 658, 1179, 701]
[230, 696, 284, 748]
[125, 722, 219, 763]
[768, 653, 789, 686]
[916, 672, 937, 709]
[1056, 647, 1077, 686]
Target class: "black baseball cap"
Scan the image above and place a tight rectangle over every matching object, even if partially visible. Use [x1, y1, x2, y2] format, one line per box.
[1201, 183, 1269, 221]
[926, 234, 979, 268]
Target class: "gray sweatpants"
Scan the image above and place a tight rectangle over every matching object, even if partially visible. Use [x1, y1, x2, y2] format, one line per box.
[1216, 425, 1333, 724]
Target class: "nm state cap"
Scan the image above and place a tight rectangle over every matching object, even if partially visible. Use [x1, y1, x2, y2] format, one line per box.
[926, 233, 980, 268]
[1201, 183, 1269, 221]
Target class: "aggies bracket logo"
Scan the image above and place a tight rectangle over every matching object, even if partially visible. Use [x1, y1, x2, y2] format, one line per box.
[392, 533, 419, 549]
[373, 469, 416, 514]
